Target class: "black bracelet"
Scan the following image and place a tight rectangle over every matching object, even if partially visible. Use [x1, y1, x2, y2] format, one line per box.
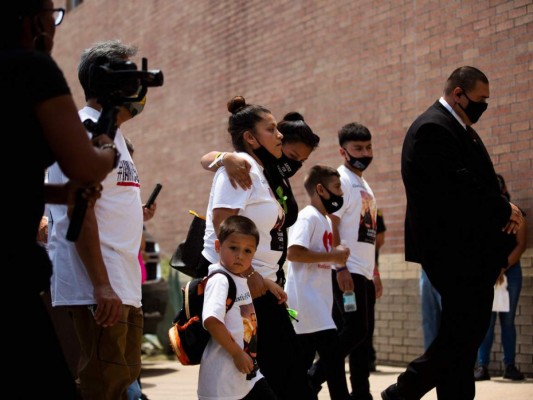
[336, 266, 348, 273]
[100, 143, 121, 169]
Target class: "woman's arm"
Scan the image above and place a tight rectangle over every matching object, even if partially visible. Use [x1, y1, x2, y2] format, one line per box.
[200, 151, 252, 190]
[38, 95, 116, 184]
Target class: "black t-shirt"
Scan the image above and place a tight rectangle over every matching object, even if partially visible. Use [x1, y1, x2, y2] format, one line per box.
[2, 48, 70, 290]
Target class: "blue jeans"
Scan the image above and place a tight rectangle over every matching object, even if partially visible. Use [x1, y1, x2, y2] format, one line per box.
[477, 262, 522, 367]
[420, 268, 442, 351]
[127, 379, 142, 400]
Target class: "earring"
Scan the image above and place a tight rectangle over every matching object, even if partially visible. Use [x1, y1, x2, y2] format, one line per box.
[33, 32, 51, 52]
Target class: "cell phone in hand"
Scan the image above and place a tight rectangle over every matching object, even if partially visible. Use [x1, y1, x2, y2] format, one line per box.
[145, 183, 162, 208]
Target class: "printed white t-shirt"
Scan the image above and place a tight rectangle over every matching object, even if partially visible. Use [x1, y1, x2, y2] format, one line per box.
[334, 164, 377, 280]
[47, 106, 143, 308]
[286, 205, 337, 334]
[201, 152, 285, 281]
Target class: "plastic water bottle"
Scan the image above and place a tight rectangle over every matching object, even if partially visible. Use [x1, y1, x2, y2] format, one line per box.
[343, 291, 357, 312]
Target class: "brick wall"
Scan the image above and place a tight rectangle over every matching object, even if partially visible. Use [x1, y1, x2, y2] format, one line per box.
[52, 0, 532, 373]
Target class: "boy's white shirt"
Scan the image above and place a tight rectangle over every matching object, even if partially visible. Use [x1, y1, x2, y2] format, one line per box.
[286, 205, 337, 334]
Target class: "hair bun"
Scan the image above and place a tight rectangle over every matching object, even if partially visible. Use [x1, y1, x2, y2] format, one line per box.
[282, 111, 304, 122]
[227, 95, 247, 114]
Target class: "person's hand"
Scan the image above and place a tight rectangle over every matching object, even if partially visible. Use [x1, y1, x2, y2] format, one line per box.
[502, 202, 525, 234]
[232, 350, 255, 375]
[224, 153, 252, 190]
[495, 269, 506, 286]
[331, 245, 350, 265]
[374, 274, 383, 299]
[264, 279, 287, 304]
[336, 269, 354, 292]
[91, 284, 123, 327]
[246, 270, 267, 299]
[65, 181, 103, 207]
[143, 202, 157, 221]
[37, 216, 49, 244]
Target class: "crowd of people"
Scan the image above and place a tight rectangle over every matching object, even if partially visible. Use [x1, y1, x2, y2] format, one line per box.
[9, 1, 527, 399]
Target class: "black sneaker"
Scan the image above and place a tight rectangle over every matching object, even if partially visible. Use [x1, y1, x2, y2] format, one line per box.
[503, 364, 525, 381]
[381, 384, 405, 400]
[474, 365, 491, 381]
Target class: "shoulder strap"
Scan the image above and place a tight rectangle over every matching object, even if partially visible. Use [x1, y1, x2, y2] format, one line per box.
[206, 270, 237, 311]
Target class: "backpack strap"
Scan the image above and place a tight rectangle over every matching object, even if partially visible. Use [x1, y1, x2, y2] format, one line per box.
[206, 270, 237, 312]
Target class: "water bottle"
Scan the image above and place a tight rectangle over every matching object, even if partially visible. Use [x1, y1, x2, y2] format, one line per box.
[343, 291, 357, 312]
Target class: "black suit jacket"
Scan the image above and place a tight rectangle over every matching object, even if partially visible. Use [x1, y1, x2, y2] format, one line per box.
[401, 100, 512, 285]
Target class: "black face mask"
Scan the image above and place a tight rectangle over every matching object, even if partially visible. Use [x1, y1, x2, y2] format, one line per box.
[344, 151, 373, 171]
[459, 89, 488, 124]
[319, 186, 344, 214]
[275, 153, 303, 179]
[253, 143, 280, 169]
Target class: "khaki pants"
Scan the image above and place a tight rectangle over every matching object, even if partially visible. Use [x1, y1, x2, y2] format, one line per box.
[70, 305, 143, 400]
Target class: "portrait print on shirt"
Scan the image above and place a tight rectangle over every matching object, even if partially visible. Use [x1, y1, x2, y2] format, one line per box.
[358, 192, 377, 244]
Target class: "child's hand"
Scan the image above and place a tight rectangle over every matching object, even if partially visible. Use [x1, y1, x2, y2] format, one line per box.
[232, 350, 254, 375]
[331, 245, 350, 265]
[264, 279, 288, 304]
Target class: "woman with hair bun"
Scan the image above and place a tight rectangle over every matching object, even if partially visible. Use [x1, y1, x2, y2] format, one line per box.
[201, 110, 320, 282]
[198, 97, 317, 400]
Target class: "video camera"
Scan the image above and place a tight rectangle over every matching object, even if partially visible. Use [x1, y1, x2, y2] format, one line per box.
[88, 57, 164, 106]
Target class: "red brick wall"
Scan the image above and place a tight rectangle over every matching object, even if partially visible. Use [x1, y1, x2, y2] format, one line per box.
[52, 0, 532, 374]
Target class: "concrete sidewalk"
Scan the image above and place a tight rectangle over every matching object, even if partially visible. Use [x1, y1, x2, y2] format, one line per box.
[139, 356, 532, 399]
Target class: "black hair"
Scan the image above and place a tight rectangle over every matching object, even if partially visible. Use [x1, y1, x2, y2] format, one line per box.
[227, 96, 271, 152]
[3, 1, 43, 49]
[303, 164, 340, 197]
[78, 39, 138, 101]
[338, 122, 372, 147]
[444, 66, 489, 95]
[217, 215, 260, 247]
[277, 112, 320, 150]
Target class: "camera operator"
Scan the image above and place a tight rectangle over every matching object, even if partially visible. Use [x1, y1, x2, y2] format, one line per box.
[2, 2, 118, 398]
[47, 39, 159, 400]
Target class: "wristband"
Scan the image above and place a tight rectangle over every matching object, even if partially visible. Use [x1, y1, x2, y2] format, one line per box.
[336, 266, 348, 273]
[373, 269, 380, 277]
[208, 152, 227, 169]
[100, 143, 120, 169]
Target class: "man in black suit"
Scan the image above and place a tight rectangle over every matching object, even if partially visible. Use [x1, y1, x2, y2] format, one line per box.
[382, 66, 524, 400]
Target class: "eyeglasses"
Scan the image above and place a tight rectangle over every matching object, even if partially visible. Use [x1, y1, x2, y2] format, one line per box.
[42, 8, 65, 26]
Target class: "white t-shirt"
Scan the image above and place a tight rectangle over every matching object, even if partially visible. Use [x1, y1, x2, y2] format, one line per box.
[198, 264, 262, 400]
[334, 165, 377, 279]
[201, 152, 285, 281]
[47, 106, 143, 308]
[285, 205, 337, 334]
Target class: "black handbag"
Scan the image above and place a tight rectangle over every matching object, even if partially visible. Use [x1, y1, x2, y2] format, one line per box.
[169, 210, 206, 278]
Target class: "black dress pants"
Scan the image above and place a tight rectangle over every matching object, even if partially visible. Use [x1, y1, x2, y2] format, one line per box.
[396, 267, 495, 400]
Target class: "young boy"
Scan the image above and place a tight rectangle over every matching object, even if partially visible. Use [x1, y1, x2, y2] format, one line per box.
[285, 164, 352, 400]
[198, 215, 284, 400]
[308, 122, 379, 400]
